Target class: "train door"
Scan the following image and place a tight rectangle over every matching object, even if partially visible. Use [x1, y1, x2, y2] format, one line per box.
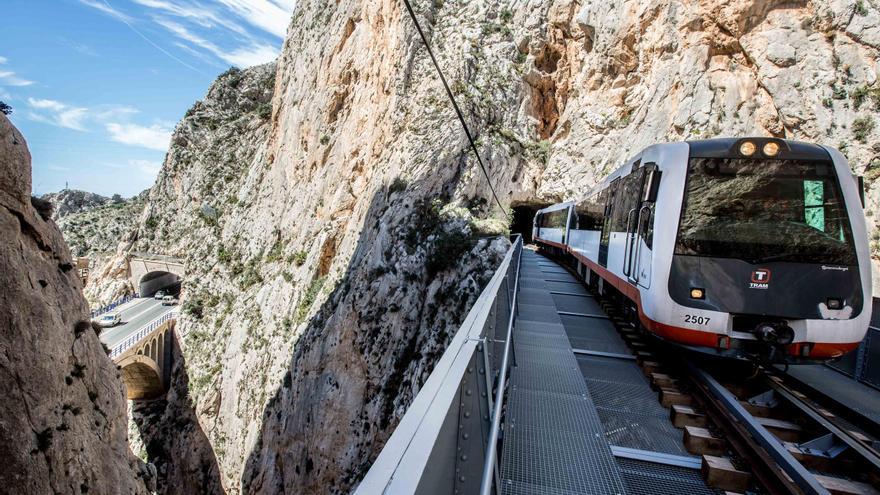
[633, 164, 660, 288]
[599, 178, 620, 267]
[623, 164, 648, 282]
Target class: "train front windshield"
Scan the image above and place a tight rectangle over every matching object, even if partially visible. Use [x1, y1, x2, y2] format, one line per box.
[675, 157, 858, 265]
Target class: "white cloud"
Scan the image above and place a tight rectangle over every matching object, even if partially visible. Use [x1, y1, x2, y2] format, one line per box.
[0, 58, 35, 87]
[215, 0, 294, 38]
[106, 122, 172, 151]
[27, 98, 89, 131]
[94, 105, 139, 121]
[133, 0, 249, 36]
[155, 18, 277, 67]
[130, 159, 163, 175]
[78, 0, 132, 21]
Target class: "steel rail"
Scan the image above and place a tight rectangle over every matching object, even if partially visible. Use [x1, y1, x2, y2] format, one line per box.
[479, 236, 522, 495]
[687, 362, 830, 495]
[766, 376, 880, 471]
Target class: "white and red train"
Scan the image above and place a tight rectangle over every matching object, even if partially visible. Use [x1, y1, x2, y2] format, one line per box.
[534, 137, 872, 363]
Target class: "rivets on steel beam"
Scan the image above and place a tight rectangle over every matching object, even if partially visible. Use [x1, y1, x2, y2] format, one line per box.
[462, 433, 469, 439]
[466, 389, 472, 396]
[464, 411, 471, 418]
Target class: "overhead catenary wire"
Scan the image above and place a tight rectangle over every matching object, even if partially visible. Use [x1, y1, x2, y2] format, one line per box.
[400, 0, 508, 216]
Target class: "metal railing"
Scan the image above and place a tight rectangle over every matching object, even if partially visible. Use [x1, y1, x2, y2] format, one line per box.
[355, 235, 522, 495]
[91, 293, 140, 318]
[129, 252, 184, 264]
[109, 310, 178, 359]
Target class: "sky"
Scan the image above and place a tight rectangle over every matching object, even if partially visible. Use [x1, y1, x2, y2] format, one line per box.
[0, 0, 295, 197]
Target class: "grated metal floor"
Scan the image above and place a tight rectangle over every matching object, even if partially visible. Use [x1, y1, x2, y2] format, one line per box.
[501, 250, 627, 495]
[501, 250, 715, 495]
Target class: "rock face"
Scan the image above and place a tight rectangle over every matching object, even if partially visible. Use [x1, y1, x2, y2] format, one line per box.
[73, 0, 880, 493]
[0, 115, 152, 493]
[48, 190, 146, 258]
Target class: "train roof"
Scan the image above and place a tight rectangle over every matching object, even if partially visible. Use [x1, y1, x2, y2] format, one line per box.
[685, 137, 831, 161]
[535, 201, 575, 215]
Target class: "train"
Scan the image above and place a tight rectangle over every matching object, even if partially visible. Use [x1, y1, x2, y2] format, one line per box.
[533, 137, 872, 363]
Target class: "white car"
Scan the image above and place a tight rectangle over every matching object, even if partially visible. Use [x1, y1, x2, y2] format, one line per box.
[161, 295, 178, 306]
[154, 290, 168, 300]
[95, 313, 121, 327]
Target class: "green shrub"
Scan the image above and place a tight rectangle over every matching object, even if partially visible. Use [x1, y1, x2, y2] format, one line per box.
[852, 115, 875, 143]
[855, 0, 868, 15]
[290, 250, 308, 266]
[266, 239, 286, 262]
[319, 134, 330, 145]
[295, 277, 325, 322]
[183, 297, 204, 319]
[256, 102, 272, 120]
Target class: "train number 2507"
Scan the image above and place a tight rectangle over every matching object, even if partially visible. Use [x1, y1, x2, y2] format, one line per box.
[684, 315, 711, 325]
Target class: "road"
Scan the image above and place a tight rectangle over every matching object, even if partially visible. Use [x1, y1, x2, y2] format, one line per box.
[98, 297, 176, 349]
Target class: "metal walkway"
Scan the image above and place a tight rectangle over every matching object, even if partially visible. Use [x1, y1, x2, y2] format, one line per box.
[501, 250, 626, 494]
[501, 250, 713, 495]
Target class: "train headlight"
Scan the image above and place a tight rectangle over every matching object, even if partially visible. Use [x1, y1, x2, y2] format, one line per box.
[739, 141, 756, 156]
[763, 141, 780, 157]
[690, 288, 705, 299]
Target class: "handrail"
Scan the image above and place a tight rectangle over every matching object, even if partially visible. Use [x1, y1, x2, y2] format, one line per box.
[621, 207, 638, 276]
[109, 310, 178, 358]
[91, 293, 140, 318]
[479, 235, 522, 495]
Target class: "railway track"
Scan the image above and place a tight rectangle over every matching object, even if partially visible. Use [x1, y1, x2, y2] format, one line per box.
[597, 296, 880, 494]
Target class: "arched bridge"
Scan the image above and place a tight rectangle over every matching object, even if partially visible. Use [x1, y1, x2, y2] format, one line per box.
[108, 311, 176, 400]
[128, 252, 185, 297]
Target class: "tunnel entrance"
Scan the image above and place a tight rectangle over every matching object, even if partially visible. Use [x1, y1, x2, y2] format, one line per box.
[511, 203, 550, 245]
[139, 271, 182, 297]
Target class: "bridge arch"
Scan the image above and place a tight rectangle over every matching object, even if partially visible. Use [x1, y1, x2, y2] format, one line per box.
[118, 354, 164, 399]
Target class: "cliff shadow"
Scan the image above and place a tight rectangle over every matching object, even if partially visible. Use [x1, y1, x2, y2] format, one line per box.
[241, 183, 507, 494]
[132, 331, 223, 495]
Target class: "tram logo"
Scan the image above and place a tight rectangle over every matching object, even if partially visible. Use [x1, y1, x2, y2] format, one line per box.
[749, 269, 770, 289]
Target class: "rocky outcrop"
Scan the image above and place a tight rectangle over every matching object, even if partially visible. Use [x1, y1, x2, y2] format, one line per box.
[0, 115, 152, 493]
[50, 190, 146, 258]
[43, 189, 114, 219]
[71, 0, 880, 493]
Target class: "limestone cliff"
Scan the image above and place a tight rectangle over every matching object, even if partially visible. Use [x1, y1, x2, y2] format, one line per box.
[74, 0, 880, 493]
[0, 115, 152, 493]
